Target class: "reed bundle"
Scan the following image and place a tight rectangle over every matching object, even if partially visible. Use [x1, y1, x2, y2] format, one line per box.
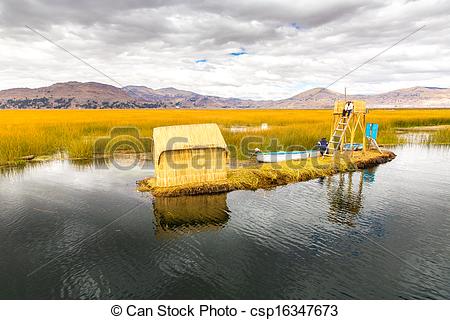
[153, 123, 228, 187]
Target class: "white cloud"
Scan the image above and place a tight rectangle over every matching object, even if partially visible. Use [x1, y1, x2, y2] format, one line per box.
[0, 0, 448, 99]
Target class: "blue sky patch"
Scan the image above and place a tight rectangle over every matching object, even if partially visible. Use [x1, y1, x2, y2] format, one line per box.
[229, 49, 248, 56]
[290, 22, 304, 30]
[195, 59, 208, 63]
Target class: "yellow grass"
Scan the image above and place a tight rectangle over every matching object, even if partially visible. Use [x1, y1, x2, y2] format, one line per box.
[1, 109, 450, 166]
[431, 127, 450, 143]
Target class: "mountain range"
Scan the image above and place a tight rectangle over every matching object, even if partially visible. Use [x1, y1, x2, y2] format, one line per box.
[0, 81, 449, 109]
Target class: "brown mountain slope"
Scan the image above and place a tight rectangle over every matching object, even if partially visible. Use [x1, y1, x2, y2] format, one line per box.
[0, 81, 131, 101]
[124, 85, 255, 108]
[0, 81, 145, 109]
[1, 82, 449, 109]
[360, 87, 450, 107]
[122, 85, 450, 108]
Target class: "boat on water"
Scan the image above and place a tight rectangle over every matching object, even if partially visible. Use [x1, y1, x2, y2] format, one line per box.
[255, 145, 363, 163]
[256, 150, 320, 163]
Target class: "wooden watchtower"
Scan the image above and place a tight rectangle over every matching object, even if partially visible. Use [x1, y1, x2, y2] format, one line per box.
[328, 100, 367, 155]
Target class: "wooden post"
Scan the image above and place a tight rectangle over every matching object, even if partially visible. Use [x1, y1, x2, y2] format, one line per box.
[350, 115, 355, 156]
[362, 113, 366, 153]
[330, 113, 335, 145]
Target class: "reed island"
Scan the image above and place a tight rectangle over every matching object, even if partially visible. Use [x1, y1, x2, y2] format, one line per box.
[138, 101, 396, 197]
[138, 149, 396, 197]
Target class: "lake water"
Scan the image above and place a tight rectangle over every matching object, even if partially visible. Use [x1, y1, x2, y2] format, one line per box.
[0, 144, 449, 299]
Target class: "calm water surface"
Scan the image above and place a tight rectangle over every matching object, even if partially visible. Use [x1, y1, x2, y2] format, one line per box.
[0, 144, 449, 299]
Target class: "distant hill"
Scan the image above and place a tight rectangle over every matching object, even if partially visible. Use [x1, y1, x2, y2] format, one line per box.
[358, 86, 450, 108]
[0, 82, 163, 109]
[123, 85, 256, 108]
[1, 81, 449, 109]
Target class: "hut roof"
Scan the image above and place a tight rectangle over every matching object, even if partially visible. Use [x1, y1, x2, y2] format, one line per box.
[153, 123, 228, 164]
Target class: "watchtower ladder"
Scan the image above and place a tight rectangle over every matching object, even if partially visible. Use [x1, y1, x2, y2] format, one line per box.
[327, 113, 353, 155]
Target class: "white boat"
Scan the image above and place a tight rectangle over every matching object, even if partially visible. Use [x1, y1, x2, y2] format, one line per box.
[256, 151, 310, 163]
[309, 150, 321, 158]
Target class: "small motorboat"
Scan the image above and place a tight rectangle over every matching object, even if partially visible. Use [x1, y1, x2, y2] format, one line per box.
[256, 151, 310, 163]
[309, 150, 321, 158]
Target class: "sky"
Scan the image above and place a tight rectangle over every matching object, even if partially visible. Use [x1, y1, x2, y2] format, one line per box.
[0, 0, 449, 100]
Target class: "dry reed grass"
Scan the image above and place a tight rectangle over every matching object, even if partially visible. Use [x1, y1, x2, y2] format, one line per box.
[138, 150, 396, 196]
[0, 109, 449, 166]
[431, 127, 450, 144]
[157, 148, 228, 187]
[153, 123, 228, 187]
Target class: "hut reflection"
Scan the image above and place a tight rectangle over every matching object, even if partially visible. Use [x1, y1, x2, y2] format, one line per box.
[325, 171, 366, 227]
[152, 193, 230, 239]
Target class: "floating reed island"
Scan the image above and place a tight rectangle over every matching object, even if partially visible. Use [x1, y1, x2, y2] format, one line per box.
[138, 150, 396, 197]
[138, 102, 396, 197]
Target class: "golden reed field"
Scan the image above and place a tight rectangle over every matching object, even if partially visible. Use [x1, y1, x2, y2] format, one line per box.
[1, 109, 450, 166]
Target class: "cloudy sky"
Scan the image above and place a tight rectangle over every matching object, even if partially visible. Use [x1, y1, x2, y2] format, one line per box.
[0, 0, 449, 99]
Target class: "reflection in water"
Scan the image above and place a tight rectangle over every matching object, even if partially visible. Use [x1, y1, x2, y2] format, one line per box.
[0, 161, 42, 177]
[398, 132, 432, 144]
[153, 193, 230, 238]
[363, 167, 376, 183]
[69, 159, 95, 170]
[1, 144, 450, 299]
[325, 171, 370, 227]
[0, 159, 96, 178]
[70, 156, 152, 171]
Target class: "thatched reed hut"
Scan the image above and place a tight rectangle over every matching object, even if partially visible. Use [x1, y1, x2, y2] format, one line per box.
[153, 123, 228, 187]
